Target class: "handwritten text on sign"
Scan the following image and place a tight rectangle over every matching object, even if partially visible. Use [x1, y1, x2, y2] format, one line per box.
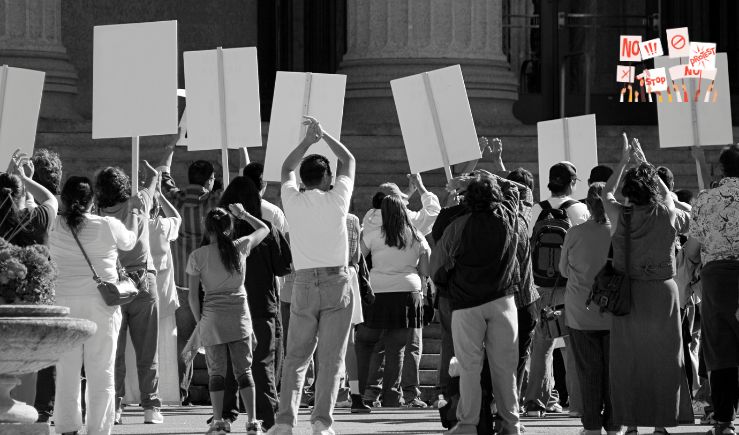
[620, 35, 642, 62]
[639, 38, 664, 60]
[690, 42, 717, 70]
[644, 68, 667, 93]
[616, 65, 635, 83]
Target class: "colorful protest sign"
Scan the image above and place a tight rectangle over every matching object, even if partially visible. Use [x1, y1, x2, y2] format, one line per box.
[0, 66, 45, 170]
[666, 27, 690, 58]
[536, 115, 598, 201]
[689, 42, 717, 70]
[183, 47, 262, 151]
[620, 35, 642, 62]
[263, 72, 346, 182]
[617, 65, 635, 83]
[391, 65, 480, 179]
[644, 67, 668, 93]
[92, 20, 178, 139]
[639, 38, 664, 60]
[655, 53, 733, 148]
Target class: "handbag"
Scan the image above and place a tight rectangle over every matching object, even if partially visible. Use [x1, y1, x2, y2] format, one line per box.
[71, 228, 139, 306]
[588, 206, 632, 316]
[540, 278, 568, 339]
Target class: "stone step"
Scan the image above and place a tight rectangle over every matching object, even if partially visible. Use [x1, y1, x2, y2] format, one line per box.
[420, 353, 440, 371]
[422, 323, 441, 340]
[419, 369, 438, 386]
[423, 339, 441, 355]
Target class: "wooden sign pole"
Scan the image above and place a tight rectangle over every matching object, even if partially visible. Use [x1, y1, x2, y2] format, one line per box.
[216, 47, 230, 188]
[131, 136, 139, 195]
[300, 73, 314, 138]
[422, 72, 453, 181]
[562, 117, 571, 163]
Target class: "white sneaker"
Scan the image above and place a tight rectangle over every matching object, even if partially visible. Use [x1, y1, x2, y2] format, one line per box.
[144, 408, 164, 424]
[312, 421, 336, 435]
[266, 423, 293, 435]
[335, 399, 352, 408]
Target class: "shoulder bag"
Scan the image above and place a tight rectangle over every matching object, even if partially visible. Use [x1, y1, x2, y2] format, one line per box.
[588, 206, 632, 316]
[71, 228, 139, 306]
[540, 277, 568, 339]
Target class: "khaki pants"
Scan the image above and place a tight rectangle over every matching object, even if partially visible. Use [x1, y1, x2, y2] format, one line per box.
[452, 295, 520, 434]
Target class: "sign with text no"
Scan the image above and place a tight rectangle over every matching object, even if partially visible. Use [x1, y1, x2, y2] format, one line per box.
[620, 35, 642, 62]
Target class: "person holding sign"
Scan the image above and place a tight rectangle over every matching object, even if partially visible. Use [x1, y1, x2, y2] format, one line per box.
[95, 161, 163, 425]
[269, 116, 355, 435]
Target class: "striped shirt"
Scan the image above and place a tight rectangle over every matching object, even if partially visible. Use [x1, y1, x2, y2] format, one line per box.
[347, 213, 360, 266]
[161, 171, 221, 288]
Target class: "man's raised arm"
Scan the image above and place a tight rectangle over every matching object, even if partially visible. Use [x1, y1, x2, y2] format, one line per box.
[281, 117, 323, 183]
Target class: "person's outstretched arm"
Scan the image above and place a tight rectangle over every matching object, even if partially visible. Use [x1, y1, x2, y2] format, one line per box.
[12, 158, 57, 213]
[320, 126, 355, 180]
[281, 117, 323, 183]
[602, 132, 631, 233]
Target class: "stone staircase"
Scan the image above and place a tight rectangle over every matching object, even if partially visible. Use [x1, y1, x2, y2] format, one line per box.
[419, 322, 442, 404]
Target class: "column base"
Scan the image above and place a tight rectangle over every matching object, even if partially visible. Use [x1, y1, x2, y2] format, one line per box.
[338, 57, 519, 130]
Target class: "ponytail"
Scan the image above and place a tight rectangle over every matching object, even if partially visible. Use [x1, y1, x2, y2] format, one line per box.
[204, 208, 241, 274]
[61, 176, 94, 233]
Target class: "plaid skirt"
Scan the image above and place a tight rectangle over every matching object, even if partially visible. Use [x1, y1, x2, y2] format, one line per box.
[363, 290, 423, 330]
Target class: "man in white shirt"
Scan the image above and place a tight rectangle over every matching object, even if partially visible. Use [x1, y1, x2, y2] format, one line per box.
[523, 162, 589, 418]
[268, 117, 355, 435]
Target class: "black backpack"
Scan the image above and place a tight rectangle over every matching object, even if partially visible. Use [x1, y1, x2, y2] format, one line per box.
[530, 200, 578, 287]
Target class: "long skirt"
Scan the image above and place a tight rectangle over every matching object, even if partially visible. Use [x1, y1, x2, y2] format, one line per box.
[609, 278, 693, 427]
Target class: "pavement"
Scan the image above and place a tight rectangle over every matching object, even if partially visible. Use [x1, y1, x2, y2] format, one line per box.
[47, 405, 717, 435]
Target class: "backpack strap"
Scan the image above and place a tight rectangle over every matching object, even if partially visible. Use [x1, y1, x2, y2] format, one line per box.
[559, 200, 579, 211]
[539, 201, 552, 210]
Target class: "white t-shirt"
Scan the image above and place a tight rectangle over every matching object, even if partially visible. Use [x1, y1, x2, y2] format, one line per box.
[281, 175, 353, 270]
[49, 214, 137, 297]
[363, 226, 429, 293]
[261, 198, 289, 234]
[527, 195, 590, 238]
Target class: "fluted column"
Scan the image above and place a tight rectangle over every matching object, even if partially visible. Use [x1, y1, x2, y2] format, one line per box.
[339, 0, 518, 128]
[0, 0, 80, 119]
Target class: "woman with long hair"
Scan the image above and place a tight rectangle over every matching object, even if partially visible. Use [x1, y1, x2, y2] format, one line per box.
[217, 176, 291, 431]
[49, 176, 138, 435]
[559, 182, 619, 435]
[360, 195, 430, 407]
[601, 135, 692, 434]
[187, 205, 269, 435]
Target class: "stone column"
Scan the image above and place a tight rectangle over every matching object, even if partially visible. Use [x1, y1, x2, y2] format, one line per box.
[339, 0, 519, 128]
[0, 0, 80, 119]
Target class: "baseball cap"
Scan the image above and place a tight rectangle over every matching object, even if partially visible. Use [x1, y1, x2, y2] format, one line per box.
[378, 182, 409, 202]
[549, 162, 578, 186]
[587, 165, 614, 184]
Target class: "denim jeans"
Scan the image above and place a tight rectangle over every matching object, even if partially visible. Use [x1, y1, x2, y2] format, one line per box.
[437, 296, 455, 397]
[452, 295, 520, 434]
[275, 266, 353, 428]
[115, 271, 161, 409]
[354, 324, 385, 399]
[516, 302, 538, 397]
[176, 287, 197, 402]
[252, 316, 279, 428]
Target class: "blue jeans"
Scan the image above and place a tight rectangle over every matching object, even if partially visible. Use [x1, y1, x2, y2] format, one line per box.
[275, 266, 353, 428]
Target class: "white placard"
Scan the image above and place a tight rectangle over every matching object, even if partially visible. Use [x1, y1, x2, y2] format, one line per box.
[644, 67, 668, 93]
[639, 38, 664, 60]
[263, 72, 346, 182]
[0, 66, 45, 170]
[666, 27, 690, 58]
[391, 65, 480, 176]
[620, 35, 642, 62]
[616, 65, 635, 83]
[536, 115, 598, 201]
[92, 20, 178, 139]
[656, 53, 733, 148]
[183, 47, 261, 151]
[689, 42, 717, 70]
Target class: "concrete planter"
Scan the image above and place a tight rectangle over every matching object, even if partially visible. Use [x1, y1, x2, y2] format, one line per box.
[0, 305, 96, 432]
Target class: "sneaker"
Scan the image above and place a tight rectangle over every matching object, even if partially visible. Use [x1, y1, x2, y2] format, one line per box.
[335, 399, 352, 408]
[702, 406, 717, 425]
[205, 420, 228, 435]
[265, 423, 293, 435]
[707, 423, 736, 435]
[523, 400, 546, 418]
[144, 407, 164, 424]
[300, 391, 315, 408]
[404, 398, 428, 408]
[443, 423, 478, 435]
[545, 403, 564, 413]
[693, 400, 709, 417]
[351, 394, 371, 414]
[114, 397, 123, 425]
[222, 419, 232, 433]
[312, 421, 336, 435]
[246, 420, 264, 435]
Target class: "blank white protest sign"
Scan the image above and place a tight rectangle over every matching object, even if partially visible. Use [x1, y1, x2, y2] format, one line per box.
[391, 65, 480, 176]
[183, 47, 262, 151]
[263, 72, 346, 182]
[92, 20, 178, 139]
[655, 53, 733, 148]
[536, 114, 598, 201]
[0, 66, 45, 169]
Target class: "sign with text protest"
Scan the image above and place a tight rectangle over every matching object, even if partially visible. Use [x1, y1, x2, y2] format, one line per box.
[689, 42, 717, 70]
[617, 65, 635, 83]
[0, 66, 45, 170]
[263, 72, 346, 182]
[620, 35, 642, 62]
[655, 53, 733, 148]
[639, 38, 664, 60]
[536, 115, 598, 201]
[666, 27, 690, 58]
[92, 20, 178, 139]
[183, 47, 262, 151]
[391, 65, 480, 179]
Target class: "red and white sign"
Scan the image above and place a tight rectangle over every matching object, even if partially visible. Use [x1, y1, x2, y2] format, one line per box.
[639, 38, 664, 60]
[616, 65, 635, 83]
[666, 27, 690, 58]
[644, 67, 667, 93]
[689, 42, 717, 70]
[620, 35, 642, 62]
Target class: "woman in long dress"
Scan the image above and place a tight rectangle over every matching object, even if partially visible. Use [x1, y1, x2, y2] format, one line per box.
[601, 135, 692, 434]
